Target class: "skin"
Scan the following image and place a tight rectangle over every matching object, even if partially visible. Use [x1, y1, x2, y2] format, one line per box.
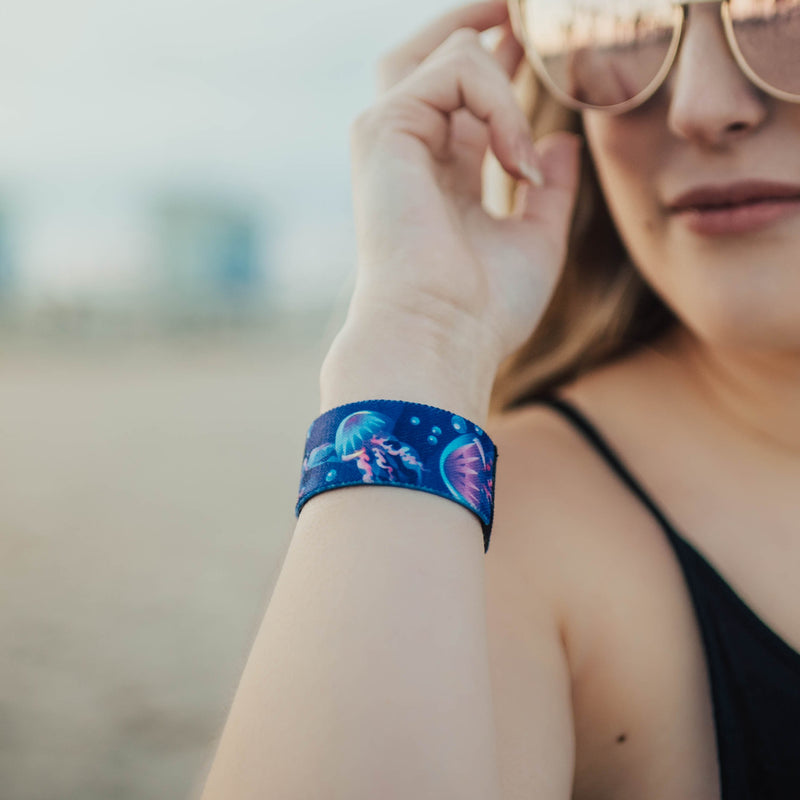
[487, 7, 800, 795]
[580, 3, 800, 460]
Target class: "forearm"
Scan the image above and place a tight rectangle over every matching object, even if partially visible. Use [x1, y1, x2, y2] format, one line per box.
[199, 324, 503, 800]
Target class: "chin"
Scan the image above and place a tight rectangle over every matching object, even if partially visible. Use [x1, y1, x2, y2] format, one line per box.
[643, 258, 800, 354]
[671, 296, 800, 354]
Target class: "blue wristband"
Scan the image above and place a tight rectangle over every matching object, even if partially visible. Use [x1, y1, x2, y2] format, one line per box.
[296, 399, 497, 553]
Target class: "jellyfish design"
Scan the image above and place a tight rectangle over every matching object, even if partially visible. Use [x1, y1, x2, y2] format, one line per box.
[302, 410, 425, 487]
[337, 412, 425, 484]
[366, 434, 425, 484]
[440, 435, 494, 519]
[304, 443, 336, 472]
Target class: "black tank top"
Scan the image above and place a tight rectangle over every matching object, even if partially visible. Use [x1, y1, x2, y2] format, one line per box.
[536, 395, 800, 800]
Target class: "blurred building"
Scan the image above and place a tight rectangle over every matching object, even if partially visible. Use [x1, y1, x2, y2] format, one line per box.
[0, 189, 275, 334]
[153, 195, 271, 326]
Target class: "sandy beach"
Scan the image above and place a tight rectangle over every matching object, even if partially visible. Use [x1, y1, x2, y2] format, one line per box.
[0, 309, 342, 799]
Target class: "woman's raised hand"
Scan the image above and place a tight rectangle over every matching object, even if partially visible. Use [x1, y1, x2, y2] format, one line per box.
[344, 0, 583, 373]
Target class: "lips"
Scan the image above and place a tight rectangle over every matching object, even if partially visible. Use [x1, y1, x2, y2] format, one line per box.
[667, 180, 800, 213]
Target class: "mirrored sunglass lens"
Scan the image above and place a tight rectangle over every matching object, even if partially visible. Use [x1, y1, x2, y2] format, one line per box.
[519, 0, 678, 108]
[729, 0, 800, 96]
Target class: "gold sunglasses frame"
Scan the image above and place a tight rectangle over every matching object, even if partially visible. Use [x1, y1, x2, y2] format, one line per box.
[508, 0, 800, 114]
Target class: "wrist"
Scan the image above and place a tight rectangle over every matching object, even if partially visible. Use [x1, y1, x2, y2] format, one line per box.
[319, 311, 498, 427]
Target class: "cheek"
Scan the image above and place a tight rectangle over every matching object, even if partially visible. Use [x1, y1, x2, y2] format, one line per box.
[584, 116, 665, 246]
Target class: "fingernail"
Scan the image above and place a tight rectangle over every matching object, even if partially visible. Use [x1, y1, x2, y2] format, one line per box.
[516, 137, 544, 187]
[518, 158, 545, 188]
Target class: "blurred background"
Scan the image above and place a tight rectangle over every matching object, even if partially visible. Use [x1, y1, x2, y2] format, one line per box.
[0, 0, 463, 797]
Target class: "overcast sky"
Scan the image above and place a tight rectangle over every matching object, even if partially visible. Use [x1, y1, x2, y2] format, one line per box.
[0, 0, 469, 307]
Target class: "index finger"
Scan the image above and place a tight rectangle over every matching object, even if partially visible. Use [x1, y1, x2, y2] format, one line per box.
[379, 0, 510, 91]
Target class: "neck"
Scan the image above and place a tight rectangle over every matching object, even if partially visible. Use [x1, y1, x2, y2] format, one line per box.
[658, 325, 800, 459]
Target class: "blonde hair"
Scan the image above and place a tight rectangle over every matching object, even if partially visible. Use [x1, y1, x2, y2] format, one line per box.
[487, 62, 677, 417]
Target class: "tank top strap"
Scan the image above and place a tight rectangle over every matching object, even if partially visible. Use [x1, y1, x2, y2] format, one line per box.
[534, 395, 800, 798]
[535, 394, 683, 542]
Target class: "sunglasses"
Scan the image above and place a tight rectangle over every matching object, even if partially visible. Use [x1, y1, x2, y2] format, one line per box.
[508, 0, 800, 114]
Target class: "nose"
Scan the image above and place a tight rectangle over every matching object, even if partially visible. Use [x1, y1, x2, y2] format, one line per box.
[666, 4, 768, 146]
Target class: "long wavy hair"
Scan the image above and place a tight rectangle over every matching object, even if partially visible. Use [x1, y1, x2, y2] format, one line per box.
[487, 61, 678, 417]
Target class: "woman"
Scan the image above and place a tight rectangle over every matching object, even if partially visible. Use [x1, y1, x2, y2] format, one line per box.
[200, 1, 800, 797]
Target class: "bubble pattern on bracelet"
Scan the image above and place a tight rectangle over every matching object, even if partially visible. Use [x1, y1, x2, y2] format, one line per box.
[296, 400, 497, 553]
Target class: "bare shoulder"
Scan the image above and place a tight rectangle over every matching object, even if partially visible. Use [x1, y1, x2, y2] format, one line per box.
[483, 354, 679, 677]
[484, 401, 636, 629]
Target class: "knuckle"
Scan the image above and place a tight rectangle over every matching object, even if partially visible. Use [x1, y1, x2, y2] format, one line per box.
[438, 34, 502, 79]
[351, 96, 416, 140]
[445, 46, 481, 76]
[376, 56, 406, 93]
[445, 27, 480, 47]
[369, 95, 419, 130]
